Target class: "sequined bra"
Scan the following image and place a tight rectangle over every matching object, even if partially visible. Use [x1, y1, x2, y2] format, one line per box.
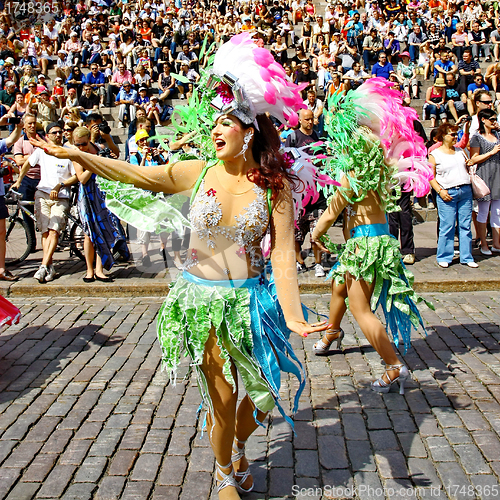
[183, 161, 272, 271]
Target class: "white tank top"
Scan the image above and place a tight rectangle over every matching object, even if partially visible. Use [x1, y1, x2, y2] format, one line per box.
[430, 147, 471, 190]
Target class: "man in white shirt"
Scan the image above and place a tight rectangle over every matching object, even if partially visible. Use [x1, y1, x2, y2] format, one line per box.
[13, 122, 78, 283]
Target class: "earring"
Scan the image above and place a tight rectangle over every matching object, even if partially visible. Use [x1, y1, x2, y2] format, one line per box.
[236, 131, 253, 161]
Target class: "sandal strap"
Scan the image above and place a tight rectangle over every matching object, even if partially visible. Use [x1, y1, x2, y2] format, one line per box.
[232, 438, 246, 462]
[215, 461, 237, 493]
[385, 363, 404, 371]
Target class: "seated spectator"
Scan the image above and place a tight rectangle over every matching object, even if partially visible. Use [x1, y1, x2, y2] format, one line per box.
[299, 17, 313, 52]
[44, 19, 59, 52]
[115, 81, 137, 128]
[135, 86, 150, 110]
[271, 34, 288, 65]
[371, 51, 394, 79]
[64, 32, 82, 67]
[445, 73, 468, 122]
[106, 63, 134, 107]
[468, 73, 489, 99]
[51, 77, 65, 110]
[457, 49, 481, 96]
[175, 40, 198, 72]
[345, 12, 363, 50]
[485, 62, 500, 100]
[434, 49, 456, 80]
[55, 50, 71, 81]
[7, 92, 28, 125]
[338, 43, 361, 73]
[1, 58, 19, 88]
[18, 48, 40, 73]
[84, 63, 106, 107]
[384, 31, 401, 64]
[468, 21, 489, 62]
[36, 74, 49, 94]
[295, 61, 317, 99]
[0, 81, 16, 118]
[146, 95, 163, 125]
[176, 62, 200, 99]
[343, 61, 370, 91]
[14, 122, 78, 283]
[79, 84, 100, 120]
[33, 90, 57, 130]
[408, 25, 428, 63]
[451, 23, 469, 63]
[362, 27, 383, 70]
[66, 66, 85, 98]
[397, 52, 419, 99]
[158, 64, 176, 102]
[134, 64, 152, 89]
[424, 77, 448, 128]
[304, 89, 323, 136]
[316, 45, 336, 89]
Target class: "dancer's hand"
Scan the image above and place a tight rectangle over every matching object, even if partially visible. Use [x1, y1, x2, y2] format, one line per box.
[311, 233, 329, 253]
[29, 137, 72, 160]
[287, 320, 330, 338]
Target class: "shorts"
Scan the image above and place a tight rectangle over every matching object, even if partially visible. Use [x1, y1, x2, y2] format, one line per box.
[294, 209, 324, 244]
[35, 190, 70, 234]
[0, 196, 8, 220]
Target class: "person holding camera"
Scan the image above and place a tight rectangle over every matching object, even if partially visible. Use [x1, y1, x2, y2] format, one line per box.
[115, 81, 138, 129]
[85, 113, 120, 158]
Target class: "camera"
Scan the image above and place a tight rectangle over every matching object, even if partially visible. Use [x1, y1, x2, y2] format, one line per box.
[6, 117, 21, 125]
[98, 122, 111, 135]
[98, 148, 114, 158]
[0, 166, 10, 177]
[98, 148, 113, 158]
[462, 115, 472, 122]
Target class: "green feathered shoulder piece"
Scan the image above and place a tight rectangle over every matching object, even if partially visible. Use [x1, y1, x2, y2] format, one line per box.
[317, 91, 401, 213]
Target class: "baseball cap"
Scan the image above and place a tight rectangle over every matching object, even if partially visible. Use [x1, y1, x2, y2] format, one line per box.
[135, 129, 149, 142]
[46, 122, 61, 134]
[139, 86, 146, 91]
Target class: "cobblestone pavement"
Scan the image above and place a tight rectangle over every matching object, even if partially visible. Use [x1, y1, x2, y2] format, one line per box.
[5, 221, 500, 297]
[0, 292, 500, 499]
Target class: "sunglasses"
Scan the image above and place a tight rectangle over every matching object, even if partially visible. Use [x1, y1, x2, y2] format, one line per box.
[74, 141, 89, 147]
[50, 130, 63, 135]
[480, 100, 493, 104]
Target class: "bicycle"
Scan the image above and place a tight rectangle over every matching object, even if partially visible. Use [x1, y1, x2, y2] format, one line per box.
[4, 187, 86, 266]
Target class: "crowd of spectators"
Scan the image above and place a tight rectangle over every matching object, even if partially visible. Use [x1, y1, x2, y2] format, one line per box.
[0, 0, 498, 280]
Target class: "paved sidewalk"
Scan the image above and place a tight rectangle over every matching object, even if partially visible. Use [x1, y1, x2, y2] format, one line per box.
[4, 220, 500, 298]
[0, 292, 499, 499]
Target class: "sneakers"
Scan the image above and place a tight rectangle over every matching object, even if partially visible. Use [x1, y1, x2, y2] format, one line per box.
[413, 202, 423, 210]
[438, 262, 449, 268]
[117, 122, 125, 128]
[296, 262, 307, 273]
[428, 201, 435, 210]
[314, 263, 326, 277]
[465, 262, 479, 268]
[180, 94, 185, 100]
[402, 254, 415, 265]
[45, 265, 56, 282]
[34, 265, 48, 283]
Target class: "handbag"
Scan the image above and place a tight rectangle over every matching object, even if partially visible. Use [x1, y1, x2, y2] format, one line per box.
[469, 164, 491, 199]
[461, 151, 491, 199]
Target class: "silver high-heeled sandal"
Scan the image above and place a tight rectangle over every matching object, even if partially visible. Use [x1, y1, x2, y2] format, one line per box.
[215, 460, 238, 494]
[232, 438, 253, 493]
[371, 363, 410, 395]
[313, 328, 344, 354]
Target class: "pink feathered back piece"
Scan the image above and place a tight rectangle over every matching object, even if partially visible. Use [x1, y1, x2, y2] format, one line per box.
[353, 78, 433, 197]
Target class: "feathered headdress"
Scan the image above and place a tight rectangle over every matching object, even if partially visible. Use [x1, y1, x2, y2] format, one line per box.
[209, 33, 307, 127]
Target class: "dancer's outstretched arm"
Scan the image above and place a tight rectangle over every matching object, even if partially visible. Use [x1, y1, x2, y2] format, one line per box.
[29, 137, 203, 194]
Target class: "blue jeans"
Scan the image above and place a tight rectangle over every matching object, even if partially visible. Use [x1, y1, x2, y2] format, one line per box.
[409, 44, 419, 62]
[436, 184, 474, 264]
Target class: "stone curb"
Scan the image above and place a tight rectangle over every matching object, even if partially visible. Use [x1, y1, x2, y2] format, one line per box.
[3, 278, 500, 297]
